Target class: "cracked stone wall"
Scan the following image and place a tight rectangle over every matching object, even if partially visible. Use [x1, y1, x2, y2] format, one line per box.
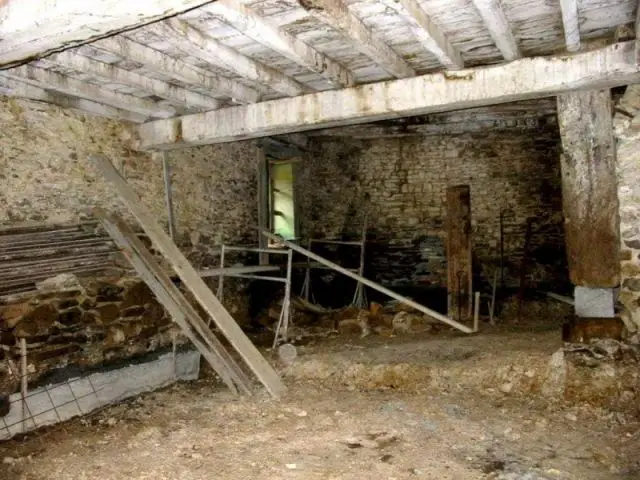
[300, 130, 567, 291]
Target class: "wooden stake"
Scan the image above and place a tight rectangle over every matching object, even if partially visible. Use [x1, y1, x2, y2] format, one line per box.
[473, 292, 480, 333]
[20, 338, 27, 433]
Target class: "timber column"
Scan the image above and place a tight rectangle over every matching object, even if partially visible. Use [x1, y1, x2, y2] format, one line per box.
[446, 185, 472, 321]
[557, 89, 619, 318]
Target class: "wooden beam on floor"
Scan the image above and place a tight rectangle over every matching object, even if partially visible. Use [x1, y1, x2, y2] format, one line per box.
[0, 65, 175, 118]
[379, 0, 463, 69]
[470, 0, 521, 61]
[559, 0, 581, 53]
[97, 211, 253, 395]
[92, 37, 260, 104]
[201, 0, 354, 88]
[92, 154, 285, 398]
[557, 89, 620, 287]
[298, 0, 415, 78]
[136, 41, 640, 149]
[0, 77, 148, 123]
[0, 0, 218, 68]
[151, 19, 310, 97]
[45, 51, 221, 111]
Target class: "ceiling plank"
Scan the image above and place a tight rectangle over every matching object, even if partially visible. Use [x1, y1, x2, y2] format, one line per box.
[152, 19, 310, 97]
[203, 0, 353, 88]
[45, 51, 221, 111]
[559, 0, 581, 52]
[0, 65, 175, 118]
[0, 0, 217, 68]
[379, 0, 463, 69]
[136, 42, 640, 149]
[296, 0, 415, 78]
[470, 0, 521, 61]
[0, 76, 148, 122]
[93, 36, 260, 104]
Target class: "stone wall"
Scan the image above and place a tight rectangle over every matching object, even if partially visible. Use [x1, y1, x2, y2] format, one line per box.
[299, 129, 567, 292]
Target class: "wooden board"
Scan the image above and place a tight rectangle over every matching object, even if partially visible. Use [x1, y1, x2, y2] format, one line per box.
[446, 185, 472, 321]
[92, 155, 285, 397]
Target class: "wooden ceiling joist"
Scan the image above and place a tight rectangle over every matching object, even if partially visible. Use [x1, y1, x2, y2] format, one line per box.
[0, 65, 175, 118]
[92, 37, 261, 104]
[202, 0, 354, 88]
[0, 0, 217, 68]
[136, 42, 640, 149]
[470, 0, 521, 61]
[379, 0, 463, 69]
[559, 0, 581, 53]
[44, 51, 221, 111]
[0, 77, 148, 123]
[152, 19, 310, 97]
[295, 0, 415, 78]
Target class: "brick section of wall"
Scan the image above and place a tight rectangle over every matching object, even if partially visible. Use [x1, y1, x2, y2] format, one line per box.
[300, 130, 567, 291]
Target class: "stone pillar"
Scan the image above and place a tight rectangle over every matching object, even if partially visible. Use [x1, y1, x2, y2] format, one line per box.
[446, 185, 472, 321]
[614, 85, 640, 332]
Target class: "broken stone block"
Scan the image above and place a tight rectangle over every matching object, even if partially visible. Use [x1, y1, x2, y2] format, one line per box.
[0, 302, 31, 329]
[36, 273, 83, 293]
[14, 304, 57, 337]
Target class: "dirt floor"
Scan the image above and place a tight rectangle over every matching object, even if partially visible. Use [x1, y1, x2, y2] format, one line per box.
[1, 325, 639, 480]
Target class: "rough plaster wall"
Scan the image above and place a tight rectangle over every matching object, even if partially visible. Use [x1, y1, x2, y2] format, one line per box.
[301, 131, 567, 290]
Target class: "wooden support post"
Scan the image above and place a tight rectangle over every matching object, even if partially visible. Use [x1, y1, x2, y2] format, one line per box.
[473, 291, 480, 332]
[446, 185, 472, 321]
[256, 147, 270, 265]
[557, 90, 620, 287]
[20, 338, 27, 433]
[92, 155, 285, 398]
[261, 230, 473, 333]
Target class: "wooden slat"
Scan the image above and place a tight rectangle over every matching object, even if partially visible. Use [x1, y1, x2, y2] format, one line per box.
[92, 154, 285, 398]
[98, 211, 253, 395]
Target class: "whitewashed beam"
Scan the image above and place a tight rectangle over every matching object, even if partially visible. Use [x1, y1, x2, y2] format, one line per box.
[559, 0, 581, 52]
[136, 42, 640, 150]
[93, 37, 260, 104]
[153, 19, 310, 97]
[45, 51, 221, 110]
[636, 0, 640, 38]
[297, 0, 415, 78]
[202, 0, 353, 88]
[0, 0, 217, 68]
[470, 0, 521, 61]
[1, 65, 175, 118]
[0, 77, 148, 123]
[379, 0, 463, 69]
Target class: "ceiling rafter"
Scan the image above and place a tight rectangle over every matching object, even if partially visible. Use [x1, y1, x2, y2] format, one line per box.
[0, 65, 175, 118]
[378, 0, 463, 69]
[202, 0, 354, 88]
[151, 19, 310, 97]
[92, 36, 261, 104]
[0, 76, 148, 123]
[43, 51, 221, 111]
[559, 0, 581, 52]
[470, 0, 521, 61]
[296, 0, 415, 78]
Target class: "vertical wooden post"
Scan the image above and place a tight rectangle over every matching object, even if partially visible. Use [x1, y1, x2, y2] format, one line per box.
[256, 146, 270, 265]
[446, 185, 472, 321]
[557, 89, 619, 287]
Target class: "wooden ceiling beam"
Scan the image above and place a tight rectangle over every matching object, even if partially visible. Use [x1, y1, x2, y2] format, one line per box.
[470, 0, 521, 61]
[559, 0, 581, 52]
[1, 65, 175, 118]
[135, 42, 640, 150]
[0, 0, 217, 68]
[152, 19, 310, 97]
[202, 0, 354, 88]
[93, 37, 260, 104]
[297, 0, 415, 78]
[379, 0, 463, 69]
[45, 51, 221, 111]
[0, 76, 148, 122]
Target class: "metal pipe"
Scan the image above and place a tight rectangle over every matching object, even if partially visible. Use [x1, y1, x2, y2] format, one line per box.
[261, 230, 473, 334]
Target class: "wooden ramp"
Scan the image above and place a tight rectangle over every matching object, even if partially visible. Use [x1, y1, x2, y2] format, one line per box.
[92, 155, 285, 398]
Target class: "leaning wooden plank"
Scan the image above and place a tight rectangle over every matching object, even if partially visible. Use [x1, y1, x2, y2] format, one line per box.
[92, 155, 285, 397]
[98, 211, 252, 395]
[261, 230, 473, 334]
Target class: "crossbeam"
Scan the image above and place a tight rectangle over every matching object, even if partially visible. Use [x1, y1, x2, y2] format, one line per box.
[470, 0, 521, 61]
[0, 0, 217, 68]
[137, 42, 640, 150]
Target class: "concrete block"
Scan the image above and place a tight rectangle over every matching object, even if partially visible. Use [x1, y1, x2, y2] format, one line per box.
[574, 286, 615, 318]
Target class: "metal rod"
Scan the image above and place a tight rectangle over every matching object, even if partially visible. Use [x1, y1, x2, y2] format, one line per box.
[310, 239, 364, 246]
[217, 244, 225, 302]
[222, 246, 290, 254]
[161, 152, 176, 240]
[20, 338, 28, 433]
[226, 274, 287, 283]
[261, 230, 473, 334]
[490, 269, 498, 325]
